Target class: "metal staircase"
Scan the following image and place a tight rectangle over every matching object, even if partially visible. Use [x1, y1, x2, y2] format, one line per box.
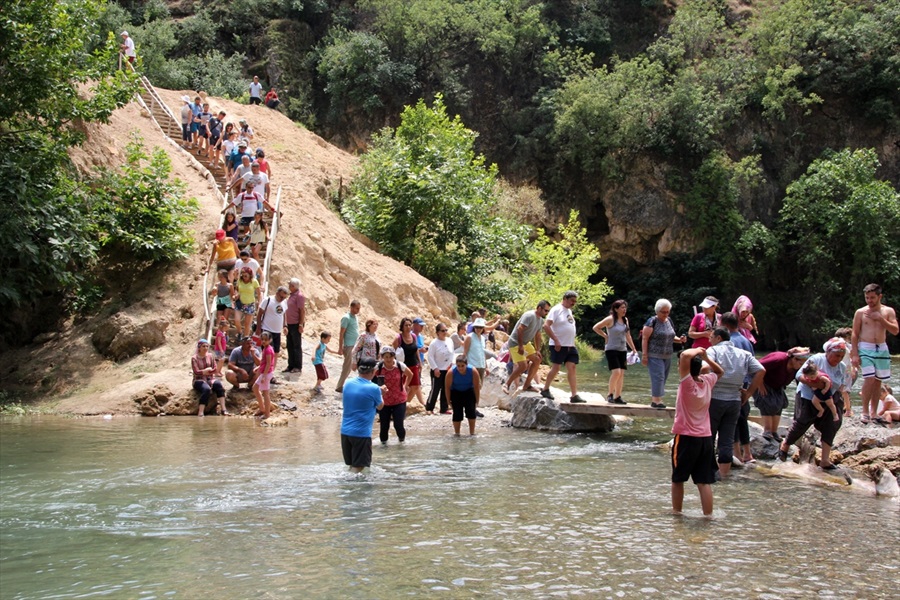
[123, 60, 282, 342]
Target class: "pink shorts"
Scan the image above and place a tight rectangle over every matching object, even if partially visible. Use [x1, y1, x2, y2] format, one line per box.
[256, 372, 274, 391]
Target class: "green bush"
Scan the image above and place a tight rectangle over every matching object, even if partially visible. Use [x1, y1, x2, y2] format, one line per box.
[94, 134, 198, 262]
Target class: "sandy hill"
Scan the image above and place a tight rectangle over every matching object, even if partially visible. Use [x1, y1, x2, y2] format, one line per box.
[3, 88, 457, 414]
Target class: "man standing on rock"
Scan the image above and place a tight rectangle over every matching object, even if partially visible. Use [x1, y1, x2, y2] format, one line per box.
[335, 300, 361, 393]
[341, 359, 384, 473]
[851, 283, 898, 424]
[540, 291, 584, 403]
[706, 327, 765, 478]
[256, 286, 288, 354]
[249, 76, 264, 105]
[503, 300, 551, 395]
[284, 278, 306, 374]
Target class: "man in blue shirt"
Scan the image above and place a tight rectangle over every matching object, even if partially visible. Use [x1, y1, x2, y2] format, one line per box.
[341, 359, 384, 473]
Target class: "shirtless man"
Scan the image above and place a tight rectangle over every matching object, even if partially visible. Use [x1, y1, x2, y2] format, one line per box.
[850, 283, 899, 423]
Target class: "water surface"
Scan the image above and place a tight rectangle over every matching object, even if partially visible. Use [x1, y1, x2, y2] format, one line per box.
[1, 414, 897, 599]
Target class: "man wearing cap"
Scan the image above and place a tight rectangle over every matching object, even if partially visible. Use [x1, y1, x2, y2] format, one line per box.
[229, 140, 253, 173]
[180, 96, 193, 148]
[341, 358, 384, 473]
[540, 291, 584, 403]
[256, 286, 288, 354]
[706, 327, 765, 477]
[779, 339, 848, 469]
[120, 31, 136, 64]
[249, 76, 263, 105]
[226, 337, 261, 389]
[284, 278, 306, 374]
[335, 300, 361, 393]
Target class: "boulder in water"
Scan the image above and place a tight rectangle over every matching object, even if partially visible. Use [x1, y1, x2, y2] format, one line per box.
[510, 394, 615, 433]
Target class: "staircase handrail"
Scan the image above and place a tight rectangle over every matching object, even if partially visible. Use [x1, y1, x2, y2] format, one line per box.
[262, 186, 283, 298]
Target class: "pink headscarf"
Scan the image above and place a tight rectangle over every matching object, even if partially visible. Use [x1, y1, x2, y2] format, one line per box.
[731, 295, 756, 344]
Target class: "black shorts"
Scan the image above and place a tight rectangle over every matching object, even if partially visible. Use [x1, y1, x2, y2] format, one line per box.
[671, 434, 717, 484]
[341, 434, 372, 468]
[549, 346, 579, 365]
[605, 349, 627, 371]
[249, 97, 262, 105]
[210, 134, 221, 146]
[451, 388, 477, 422]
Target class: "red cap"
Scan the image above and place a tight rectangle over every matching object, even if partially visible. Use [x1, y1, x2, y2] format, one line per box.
[215, 229, 225, 240]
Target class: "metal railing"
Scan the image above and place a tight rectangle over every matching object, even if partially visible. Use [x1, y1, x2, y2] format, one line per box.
[262, 186, 282, 298]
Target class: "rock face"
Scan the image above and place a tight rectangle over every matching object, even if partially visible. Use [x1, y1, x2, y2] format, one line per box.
[836, 445, 900, 478]
[92, 314, 169, 361]
[510, 394, 615, 433]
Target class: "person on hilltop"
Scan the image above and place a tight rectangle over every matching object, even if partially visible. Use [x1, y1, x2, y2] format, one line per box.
[192, 338, 227, 417]
[265, 87, 280, 109]
[375, 345, 411, 444]
[249, 76, 263, 106]
[205, 228, 239, 282]
[688, 296, 720, 350]
[779, 338, 849, 469]
[753, 347, 809, 441]
[119, 31, 136, 65]
[641, 299, 687, 409]
[393, 318, 423, 405]
[225, 336, 260, 390]
[707, 327, 765, 477]
[593, 299, 638, 405]
[284, 278, 306, 374]
[502, 300, 551, 395]
[446, 354, 482, 436]
[340, 359, 384, 474]
[671, 347, 724, 517]
[335, 300, 361, 393]
[540, 291, 584, 403]
[425, 323, 454, 415]
[850, 283, 898, 424]
[256, 285, 288, 355]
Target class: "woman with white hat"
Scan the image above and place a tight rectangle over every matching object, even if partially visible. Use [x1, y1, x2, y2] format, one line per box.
[688, 296, 720, 350]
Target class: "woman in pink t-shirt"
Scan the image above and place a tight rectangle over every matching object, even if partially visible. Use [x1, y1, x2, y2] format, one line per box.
[253, 331, 277, 419]
[671, 347, 724, 516]
[687, 296, 719, 350]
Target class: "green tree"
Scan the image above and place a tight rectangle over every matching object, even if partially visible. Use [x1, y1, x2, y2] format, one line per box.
[778, 148, 900, 329]
[342, 95, 528, 308]
[94, 134, 198, 261]
[0, 0, 137, 310]
[514, 210, 612, 317]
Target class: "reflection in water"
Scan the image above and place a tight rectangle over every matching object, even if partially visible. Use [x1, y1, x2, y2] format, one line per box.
[1, 415, 898, 598]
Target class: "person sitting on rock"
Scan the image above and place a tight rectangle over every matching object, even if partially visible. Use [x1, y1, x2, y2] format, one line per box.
[226, 336, 260, 390]
[265, 87, 280, 109]
[875, 384, 900, 424]
[192, 338, 227, 416]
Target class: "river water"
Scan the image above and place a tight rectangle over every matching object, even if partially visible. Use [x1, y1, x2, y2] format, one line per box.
[2, 360, 899, 599]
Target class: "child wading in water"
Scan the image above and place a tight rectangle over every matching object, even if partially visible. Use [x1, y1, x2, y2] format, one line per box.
[313, 331, 340, 393]
[671, 347, 724, 517]
[253, 332, 276, 418]
[800, 360, 840, 422]
[213, 319, 229, 376]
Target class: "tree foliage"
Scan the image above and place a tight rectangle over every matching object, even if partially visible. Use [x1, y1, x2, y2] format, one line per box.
[778, 148, 900, 322]
[513, 210, 612, 318]
[342, 96, 528, 309]
[94, 134, 198, 261]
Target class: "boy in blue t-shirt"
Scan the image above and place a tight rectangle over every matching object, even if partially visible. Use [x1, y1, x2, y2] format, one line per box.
[313, 331, 339, 394]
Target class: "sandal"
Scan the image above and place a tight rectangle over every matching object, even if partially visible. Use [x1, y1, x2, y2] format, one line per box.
[821, 463, 838, 471]
[778, 446, 788, 462]
[861, 414, 871, 424]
